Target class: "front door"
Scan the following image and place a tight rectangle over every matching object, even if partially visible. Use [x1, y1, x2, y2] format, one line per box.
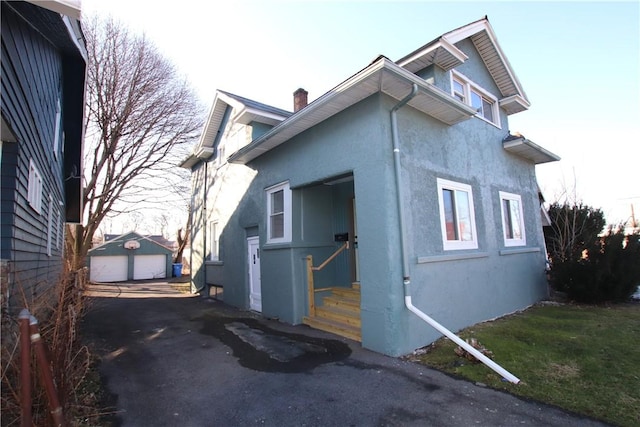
[247, 236, 262, 312]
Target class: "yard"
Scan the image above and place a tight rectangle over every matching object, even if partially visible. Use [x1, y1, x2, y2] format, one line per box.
[409, 302, 640, 427]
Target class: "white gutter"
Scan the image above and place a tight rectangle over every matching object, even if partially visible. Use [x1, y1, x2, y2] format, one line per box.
[390, 85, 520, 385]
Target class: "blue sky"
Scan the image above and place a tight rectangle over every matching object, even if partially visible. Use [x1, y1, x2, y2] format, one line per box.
[82, 0, 639, 226]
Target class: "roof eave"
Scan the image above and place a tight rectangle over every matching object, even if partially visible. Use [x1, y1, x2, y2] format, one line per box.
[499, 94, 530, 115]
[503, 137, 560, 164]
[229, 58, 476, 165]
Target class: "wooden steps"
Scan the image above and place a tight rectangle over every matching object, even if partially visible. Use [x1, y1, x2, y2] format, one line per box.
[303, 283, 361, 342]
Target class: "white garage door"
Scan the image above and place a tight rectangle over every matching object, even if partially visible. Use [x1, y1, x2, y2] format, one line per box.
[133, 255, 166, 280]
[90, 256, 128, 283]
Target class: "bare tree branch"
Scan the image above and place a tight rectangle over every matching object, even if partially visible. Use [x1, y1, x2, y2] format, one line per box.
[67, 16, 204, 268]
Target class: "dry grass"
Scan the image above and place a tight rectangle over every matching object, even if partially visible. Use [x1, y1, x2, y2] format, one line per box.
[1, 268, 105, 426]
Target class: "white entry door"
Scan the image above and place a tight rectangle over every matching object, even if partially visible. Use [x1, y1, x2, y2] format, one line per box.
[247, 237, 262, 312]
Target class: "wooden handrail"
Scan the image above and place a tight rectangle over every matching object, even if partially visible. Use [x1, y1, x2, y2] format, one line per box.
[307, 241, 350, 317]
[311, 241, 349, 271]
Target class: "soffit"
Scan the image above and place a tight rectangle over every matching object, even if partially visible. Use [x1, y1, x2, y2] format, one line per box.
[503, 137, 560, 164]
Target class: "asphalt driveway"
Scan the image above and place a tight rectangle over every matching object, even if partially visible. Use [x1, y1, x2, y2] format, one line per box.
[81, 280, 608, 427]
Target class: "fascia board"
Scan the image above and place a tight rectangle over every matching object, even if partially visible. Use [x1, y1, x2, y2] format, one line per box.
[503, 137, 561, 164]
[235, 107, 288, 126]
[27, 0, 81, 20]
[397, 39, 468, 70]
[195, 92, 228, 151]
[480, 22, 529, 102]
[442, 19, 489, 44]
[445, 18, 529, 104]
[229, 59, 388, 164]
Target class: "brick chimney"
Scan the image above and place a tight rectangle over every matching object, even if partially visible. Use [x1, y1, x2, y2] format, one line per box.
[293, 88, 308, 112]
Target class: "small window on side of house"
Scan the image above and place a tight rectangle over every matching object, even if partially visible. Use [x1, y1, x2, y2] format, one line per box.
[27, 159, 43, 214]
[437, 178, 478, 250]
[209, 220, 220, 261]
[266, 181, 291, 244]
[500, 191, 526, 246]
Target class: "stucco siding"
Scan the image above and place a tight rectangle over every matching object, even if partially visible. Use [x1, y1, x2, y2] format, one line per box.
[388, 88, 547, 355]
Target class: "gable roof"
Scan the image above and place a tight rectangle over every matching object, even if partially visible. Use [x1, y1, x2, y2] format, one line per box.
[396, 17, 529, 115]
[182, 90, 291, 168]
[186, 18, 535, 166]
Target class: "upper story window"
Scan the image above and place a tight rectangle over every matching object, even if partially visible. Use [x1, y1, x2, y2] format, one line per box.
[451, 70, 500, 128]
[27, 159, 43, 214]
[437, 178, 478, 250]
[499, 191, 526, 247]
[266, 181, 292, 244]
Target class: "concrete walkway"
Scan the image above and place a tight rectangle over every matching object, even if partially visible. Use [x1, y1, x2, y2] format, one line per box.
[81, 280, 608, 427]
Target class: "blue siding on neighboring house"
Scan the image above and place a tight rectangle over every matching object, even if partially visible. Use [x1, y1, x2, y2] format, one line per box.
[1, 1, 85, 309]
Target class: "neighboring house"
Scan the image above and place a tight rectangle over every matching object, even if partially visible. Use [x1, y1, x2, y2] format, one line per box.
[87, 232, 174, 282]
[181, 18, 560, 357]
[1, 1, 86, 309]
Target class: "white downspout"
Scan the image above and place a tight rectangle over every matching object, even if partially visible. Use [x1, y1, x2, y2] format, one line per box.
[390, 84, 520, 384]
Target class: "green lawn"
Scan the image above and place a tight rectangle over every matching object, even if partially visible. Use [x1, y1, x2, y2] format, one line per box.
[410, 302, 640, 427]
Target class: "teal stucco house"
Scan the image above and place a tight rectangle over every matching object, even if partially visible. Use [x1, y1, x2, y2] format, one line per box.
[181, 18, 559, 357]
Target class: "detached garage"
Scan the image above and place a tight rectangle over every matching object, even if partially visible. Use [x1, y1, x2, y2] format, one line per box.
[88, 232, 174, 282]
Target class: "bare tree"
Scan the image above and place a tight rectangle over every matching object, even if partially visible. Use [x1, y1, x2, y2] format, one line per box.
[67, 16, 203, 269]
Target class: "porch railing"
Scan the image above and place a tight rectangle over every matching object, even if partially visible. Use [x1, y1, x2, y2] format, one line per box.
[306, 241, 349, 316]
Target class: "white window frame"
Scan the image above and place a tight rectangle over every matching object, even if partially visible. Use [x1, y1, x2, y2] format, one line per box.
[47, 195, 53, 256]
[266, 181, 292, 244]
[209, 220, 220, 261]
[437, 178, 478, 250]
[56, 208, 62, 250]
[53, 97, 61, 160]
[27, 159, 43, 214]
[499, 191, 526, 247]
[451, 70, 500, 128]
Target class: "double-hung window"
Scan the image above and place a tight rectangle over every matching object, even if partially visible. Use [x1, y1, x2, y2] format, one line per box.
[266, 181, 291, 243]
[499, 191, 526, 246]
[437, 178, 478, 250]
[27, 159, 43, 214]
[451, 70, 499, 127]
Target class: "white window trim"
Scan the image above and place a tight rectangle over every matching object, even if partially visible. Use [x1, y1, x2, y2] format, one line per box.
[499, 191, 526, 247]
[437, 178, 478, 251]
[56, 208, 62, 250]
[450, 70, 501, 128]
[47, 195, 53, 256]
[209, 220, 220, 261]
[266, 181, 292, 244]
[53, 97, 61, 160]
[27, 159, 43, 214]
